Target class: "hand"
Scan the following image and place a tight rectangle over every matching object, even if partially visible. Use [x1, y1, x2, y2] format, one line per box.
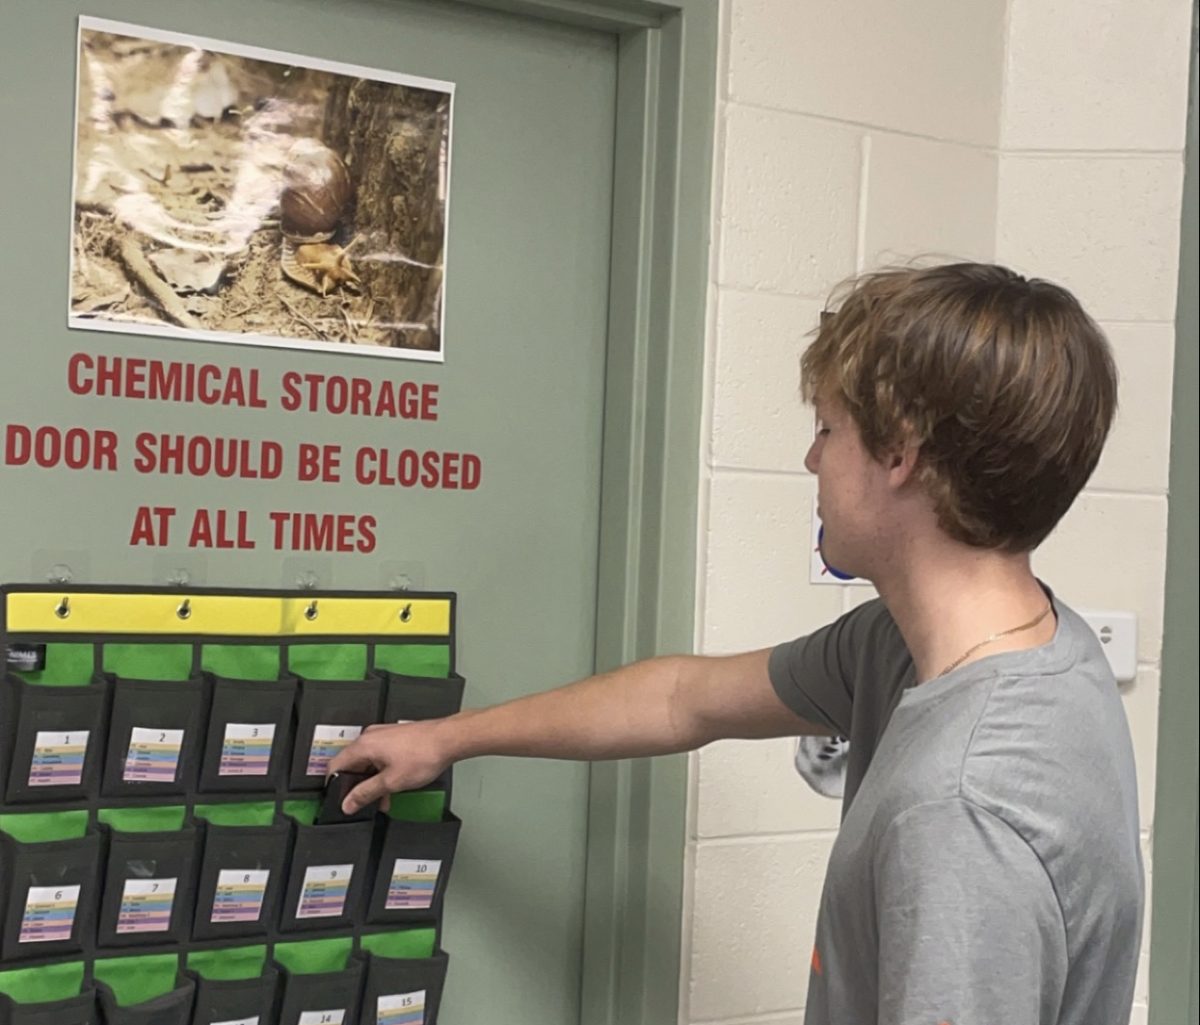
[327, 720, 451, 815]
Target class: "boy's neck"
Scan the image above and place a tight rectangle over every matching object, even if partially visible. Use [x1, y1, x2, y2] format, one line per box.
[874, 540, 1056, 684]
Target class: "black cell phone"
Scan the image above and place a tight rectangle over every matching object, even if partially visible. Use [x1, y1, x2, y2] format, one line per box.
[317, 770, 379, 825]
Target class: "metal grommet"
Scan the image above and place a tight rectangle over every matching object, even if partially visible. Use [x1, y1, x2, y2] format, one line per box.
[176, 599, 192, 621]
[54, 596, 71, 619]
[304, 600, 319, 621]
[399, 603, 413, 623]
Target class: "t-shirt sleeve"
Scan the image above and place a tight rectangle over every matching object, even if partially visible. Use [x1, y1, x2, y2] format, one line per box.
[875, 797, 1068, 1025]
[767, 600, 886, 736]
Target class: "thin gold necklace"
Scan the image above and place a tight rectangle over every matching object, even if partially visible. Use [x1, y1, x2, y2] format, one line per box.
[936, 604, 1054, 678]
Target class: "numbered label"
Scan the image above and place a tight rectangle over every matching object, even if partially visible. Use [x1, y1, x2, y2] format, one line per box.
[212, 869, 270, 923]
[212, 1018, 260, 1025]
[305, 724, 362, 777]
[298, 1012, 346, 1025]
[117, 877, 177, 934]
[220, 722, 276, 776]
[28, 729, 89, 786]
[296, 863, 354, 919]
[19, 884, 81, 944]
[377, 991, 425, 1025]
[386, 858, 442, 910]
[123, 726, 185, 783]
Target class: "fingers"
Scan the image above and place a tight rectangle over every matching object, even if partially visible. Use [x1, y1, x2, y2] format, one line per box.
[326, 742, 376, 778]
[343, 771, 393, 816]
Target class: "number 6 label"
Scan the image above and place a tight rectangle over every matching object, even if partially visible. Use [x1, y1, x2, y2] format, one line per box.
[19, 884, 81, 943]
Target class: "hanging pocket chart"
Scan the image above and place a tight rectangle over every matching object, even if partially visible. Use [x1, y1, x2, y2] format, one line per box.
[0, 585, 463, 1025]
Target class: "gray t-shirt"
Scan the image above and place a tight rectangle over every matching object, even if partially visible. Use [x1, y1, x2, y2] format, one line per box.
[769, 591, 1143, 1025]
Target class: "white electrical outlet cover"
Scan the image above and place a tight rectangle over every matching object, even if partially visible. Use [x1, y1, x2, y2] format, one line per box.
[1078, 609, 1138, 683]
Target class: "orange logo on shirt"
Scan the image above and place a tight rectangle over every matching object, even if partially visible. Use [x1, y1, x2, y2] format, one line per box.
[811, 945, 822, 975]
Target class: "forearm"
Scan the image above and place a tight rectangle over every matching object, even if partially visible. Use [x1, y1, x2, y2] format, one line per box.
[436, 655, 706, 763]
[333, 647, 822, 811]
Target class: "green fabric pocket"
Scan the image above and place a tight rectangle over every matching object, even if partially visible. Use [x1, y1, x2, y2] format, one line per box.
[274, 936, 353, 975]
[193, 801, 277, 827]
[387, 791, 447, 823]
[97, 806, 186, 833]
[187, 944, 268, 981]
[282, 799, 321, 826]
[374, 644, 451, 679]
[359, 927, 437, 960]
[201, 644, 281, 681]
[0, 960, 85, 1002]
[102, 644, 193, 682]
[92, 954, 179, 1005]
[288, 644, 367, 680]
[0, 810, 88, 843]
[11, 644, 93, 686]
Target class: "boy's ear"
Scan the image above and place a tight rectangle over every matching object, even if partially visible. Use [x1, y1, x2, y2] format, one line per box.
[888, 431, 921, 487]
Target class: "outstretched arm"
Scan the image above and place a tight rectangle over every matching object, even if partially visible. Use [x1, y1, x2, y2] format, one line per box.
[330, 648, 826, 813]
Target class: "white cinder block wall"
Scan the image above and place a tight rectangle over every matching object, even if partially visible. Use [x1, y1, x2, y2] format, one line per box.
[682, 2, 1194, 1023]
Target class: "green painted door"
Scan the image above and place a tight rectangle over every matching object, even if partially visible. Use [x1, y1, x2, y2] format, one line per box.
[1, 2, 618, 1021]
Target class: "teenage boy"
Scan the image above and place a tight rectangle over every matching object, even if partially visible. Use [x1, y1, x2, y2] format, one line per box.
[332, 262, 1142, 1024]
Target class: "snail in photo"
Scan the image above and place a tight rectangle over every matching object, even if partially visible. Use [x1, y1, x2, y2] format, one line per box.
[279, 138, 361, 297]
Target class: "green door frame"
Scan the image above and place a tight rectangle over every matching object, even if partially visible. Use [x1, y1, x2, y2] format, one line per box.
[1149, 3, 1200, 1023]
[454, 3, 718, 1023]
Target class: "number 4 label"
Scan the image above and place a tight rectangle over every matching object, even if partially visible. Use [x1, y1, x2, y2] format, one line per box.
[306, 724, 362, 776]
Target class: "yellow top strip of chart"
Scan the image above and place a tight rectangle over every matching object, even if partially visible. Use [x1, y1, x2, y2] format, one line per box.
[4, 592, 451, 638]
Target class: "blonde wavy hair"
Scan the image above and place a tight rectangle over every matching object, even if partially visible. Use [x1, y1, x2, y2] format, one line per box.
[802, 262, 1118, 552]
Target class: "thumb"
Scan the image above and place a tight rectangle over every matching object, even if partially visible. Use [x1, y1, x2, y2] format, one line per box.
[343, 772, 393, 815]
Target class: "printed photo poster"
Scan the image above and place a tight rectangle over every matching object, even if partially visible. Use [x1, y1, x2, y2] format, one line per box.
[69, 17, 454, 361]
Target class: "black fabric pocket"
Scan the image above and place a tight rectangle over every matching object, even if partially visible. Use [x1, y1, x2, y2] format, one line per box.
[287, 678, 383, 791]
[0, 989, 97, 1025]
[0, 831, 101, 960]
[366, 816, 461, 924]
[275, 958, 364, 1025]
[191, 820, 290, 941]
[96, 824, 198, 949]
[278, 821, 373, 934]
[96, 977, 195, 1025]
[380, 672, 465, 724]
[101, 676, 208, 798]
[198, 675, 296, 794]
[360, 951, 449, 1025]
[3, 675, 108, 804]
[187, 966, 278, 1025]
